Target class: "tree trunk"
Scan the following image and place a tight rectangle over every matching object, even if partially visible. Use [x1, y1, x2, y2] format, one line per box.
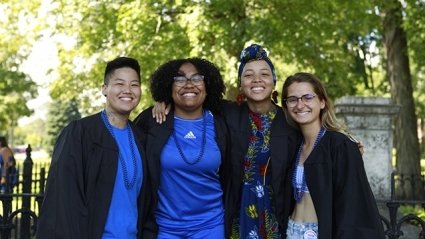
[421, 118, 424, 157]
[382, 0, 423, 200]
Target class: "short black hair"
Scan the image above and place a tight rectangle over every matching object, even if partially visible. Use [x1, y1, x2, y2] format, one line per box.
[104, 56, 141, 84]
[150, 58, 225, 114]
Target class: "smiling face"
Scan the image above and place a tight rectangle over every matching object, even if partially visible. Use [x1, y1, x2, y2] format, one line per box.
[285, 82, 325, 127]
[172, 62, 207, 118]
[102, 67, 141, 116]
[240, 60, 275, 106]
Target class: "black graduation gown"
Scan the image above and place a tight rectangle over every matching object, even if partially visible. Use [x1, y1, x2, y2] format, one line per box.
[294, 131, 386, 239]
[36, 112, 150, 239]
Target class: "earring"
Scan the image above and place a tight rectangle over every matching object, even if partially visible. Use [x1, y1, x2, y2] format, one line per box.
[236, 92, 246, 105]
[272, 90, 279, 104]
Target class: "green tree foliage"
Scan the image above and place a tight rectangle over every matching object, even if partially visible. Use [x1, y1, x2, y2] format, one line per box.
[0, 1, 41, 134]
[46, 0, 397, 109]
[0, 67, 37, 131]
[45, 98, 81, 154]
[14, 118, 45, 149]
[48, 0, 194, 116]
[404, 0, 425, 120]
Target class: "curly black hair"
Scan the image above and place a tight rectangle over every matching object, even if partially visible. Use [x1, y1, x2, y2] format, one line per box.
[150, 58, 225, 114]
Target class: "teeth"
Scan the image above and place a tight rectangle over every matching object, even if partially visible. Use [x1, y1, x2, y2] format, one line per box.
[251, 87, 264, 93]
[120, 97, 132, 101]
[297, 112, 309, 116]
[183, 93, 196, 97]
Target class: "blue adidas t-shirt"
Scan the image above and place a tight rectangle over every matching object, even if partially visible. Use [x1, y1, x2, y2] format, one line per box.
[156, 110, 224, 231]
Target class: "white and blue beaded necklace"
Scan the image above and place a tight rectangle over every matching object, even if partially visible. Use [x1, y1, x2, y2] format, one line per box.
[101, 110, 138, 190]
[292, 127, 326, 202]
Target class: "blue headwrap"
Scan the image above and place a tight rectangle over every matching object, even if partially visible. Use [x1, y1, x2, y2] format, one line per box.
[237, 44, 277, 86]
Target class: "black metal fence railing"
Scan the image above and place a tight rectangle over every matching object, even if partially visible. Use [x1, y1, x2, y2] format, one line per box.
[0, 145, 47, 239]
[378, 172, 425, 239]
[0, 145, 423, 238]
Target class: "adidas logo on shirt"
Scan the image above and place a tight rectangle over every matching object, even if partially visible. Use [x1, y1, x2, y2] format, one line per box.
[184, 131, 196, 139]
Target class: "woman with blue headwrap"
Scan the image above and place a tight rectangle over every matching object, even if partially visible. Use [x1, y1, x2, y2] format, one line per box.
[223, 44, 299, 239]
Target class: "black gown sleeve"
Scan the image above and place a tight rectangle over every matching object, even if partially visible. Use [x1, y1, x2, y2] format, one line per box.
[36, 121, 89, 239]
[332, 138, 385, 239]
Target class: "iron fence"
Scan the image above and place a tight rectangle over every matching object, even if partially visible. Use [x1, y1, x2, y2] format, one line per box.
[0, 145, 47, 239]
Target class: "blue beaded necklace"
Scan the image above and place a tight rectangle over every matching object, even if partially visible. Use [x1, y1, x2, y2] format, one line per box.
[172, 112, 207, 165]
[292, 127, 326, 202]
[101, 110, 138, 190]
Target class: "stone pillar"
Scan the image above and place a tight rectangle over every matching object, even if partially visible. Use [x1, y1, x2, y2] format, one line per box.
[335, 96, 399, 200]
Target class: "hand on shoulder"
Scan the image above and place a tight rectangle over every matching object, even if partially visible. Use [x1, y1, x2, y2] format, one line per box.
[152, 102, 170, 124]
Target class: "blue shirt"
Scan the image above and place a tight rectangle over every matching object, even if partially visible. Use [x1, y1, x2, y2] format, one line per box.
[156, 110, 224, 231]
[102, 125, 143, 239]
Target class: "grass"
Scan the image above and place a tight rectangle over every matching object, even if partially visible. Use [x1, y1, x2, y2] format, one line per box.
[400, 205, 425, 223]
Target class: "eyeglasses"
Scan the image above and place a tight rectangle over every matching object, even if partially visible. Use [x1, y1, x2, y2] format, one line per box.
[173, 74, 204, 87]
[284, 94, 317, 107]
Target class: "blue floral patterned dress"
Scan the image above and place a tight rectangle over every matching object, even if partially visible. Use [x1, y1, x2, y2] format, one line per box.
[231, 109, 280, 239]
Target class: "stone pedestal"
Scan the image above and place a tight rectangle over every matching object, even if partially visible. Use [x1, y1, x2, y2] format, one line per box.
[335, 96, 399, 200]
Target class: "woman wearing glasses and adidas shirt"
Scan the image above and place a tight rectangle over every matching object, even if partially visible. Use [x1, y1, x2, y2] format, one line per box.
[282, 72, 385, 239]
[134, 58, 229, 239]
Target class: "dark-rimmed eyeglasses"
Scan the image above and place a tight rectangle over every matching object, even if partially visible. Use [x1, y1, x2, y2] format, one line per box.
[284, 94, 317, 107]
[173, 74, 204, 87]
